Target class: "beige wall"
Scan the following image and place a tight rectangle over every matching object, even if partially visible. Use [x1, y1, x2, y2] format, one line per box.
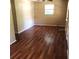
[14, 0, 34, 33]
[34, 0, 68, 26]
[10, 9, 16, 45]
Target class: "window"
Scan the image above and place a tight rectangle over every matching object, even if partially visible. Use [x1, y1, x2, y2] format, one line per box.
[45, 4, 54, 15]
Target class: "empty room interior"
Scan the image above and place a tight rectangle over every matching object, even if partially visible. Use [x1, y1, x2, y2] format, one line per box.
[10, 0, 69, 59]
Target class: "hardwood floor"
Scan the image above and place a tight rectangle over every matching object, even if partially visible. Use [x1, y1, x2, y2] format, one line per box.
[10, 25, 68, 59]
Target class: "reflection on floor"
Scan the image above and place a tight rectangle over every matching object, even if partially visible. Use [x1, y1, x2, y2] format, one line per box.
[10, 25, 68, 59]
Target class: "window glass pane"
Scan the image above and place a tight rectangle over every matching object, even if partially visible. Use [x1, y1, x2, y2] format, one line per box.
[45, 4, 54, 15]
[45, 4, 54, 10]
[45, 9, 54, 15]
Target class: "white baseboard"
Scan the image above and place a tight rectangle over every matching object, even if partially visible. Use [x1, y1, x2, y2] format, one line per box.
[18, 28, 28, 34]
[18, 25, 34, 34]
[34, 24, 65, 27]
[18, 24, 65, 34]
[10, 40, 16, 45]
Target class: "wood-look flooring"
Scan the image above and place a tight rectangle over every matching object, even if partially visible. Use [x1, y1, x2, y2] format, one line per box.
[10, 25, 68, 59]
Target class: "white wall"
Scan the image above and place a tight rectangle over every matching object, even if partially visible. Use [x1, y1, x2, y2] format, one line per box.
[14, 0, 34, 33]
[34, 0, 68, 26]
